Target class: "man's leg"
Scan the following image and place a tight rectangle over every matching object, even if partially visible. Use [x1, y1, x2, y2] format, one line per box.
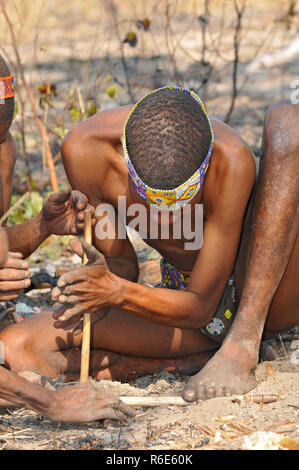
[0, 308, 216, 381]
[183, 100, 299, 401]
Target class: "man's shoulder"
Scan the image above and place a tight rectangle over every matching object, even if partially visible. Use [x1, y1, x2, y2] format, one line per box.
[63, 105, 133, 149]
[61, 105, 133, 169]
[210, 116, 256, 181]
[203, 117, 256, 217]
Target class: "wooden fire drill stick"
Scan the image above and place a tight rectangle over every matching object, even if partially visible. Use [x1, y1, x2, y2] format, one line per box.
[80, 209, 92, 383]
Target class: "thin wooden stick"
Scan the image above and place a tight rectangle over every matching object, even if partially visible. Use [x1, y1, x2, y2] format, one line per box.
[119, 394, 279, 408]
[119, 396, 191, 407]
[0, 192, 30, 226]
[80, 209, 92, 383]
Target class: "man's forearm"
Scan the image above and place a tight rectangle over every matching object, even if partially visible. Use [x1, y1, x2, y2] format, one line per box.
[5, 212, 50, 258]
[119, 278, 211, 329]
[0, 366, 53, 413]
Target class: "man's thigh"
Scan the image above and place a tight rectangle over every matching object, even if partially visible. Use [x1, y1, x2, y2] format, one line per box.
[1, 306, 216, 358]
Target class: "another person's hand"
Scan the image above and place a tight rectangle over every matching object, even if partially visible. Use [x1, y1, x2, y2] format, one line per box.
[0, 251, 31, 301]
[52, 240, 123, 331]
[42, 189, 95, 236]
[46, 382, 135, 423]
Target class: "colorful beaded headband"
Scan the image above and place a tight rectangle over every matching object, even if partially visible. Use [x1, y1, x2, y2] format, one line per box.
[0, 75, 14, 101]
[122, 86, 214, 211]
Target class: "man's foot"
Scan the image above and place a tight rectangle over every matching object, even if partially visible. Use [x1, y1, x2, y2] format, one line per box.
[182, 346, 257, 401]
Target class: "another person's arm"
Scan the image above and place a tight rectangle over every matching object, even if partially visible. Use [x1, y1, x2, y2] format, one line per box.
[0, 189, 95, 301]
[0, 366, 135, 422]
[0, 131, 16, 218]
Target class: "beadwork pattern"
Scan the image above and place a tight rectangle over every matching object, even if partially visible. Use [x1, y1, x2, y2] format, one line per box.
[122, 86, 214, 211]
[0, 75, 14, 100]
[160, 258, 190, 290]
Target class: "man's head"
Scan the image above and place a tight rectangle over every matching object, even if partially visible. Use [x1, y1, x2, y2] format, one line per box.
[0, 55, 14, 144]
[123, 87, 214, 210]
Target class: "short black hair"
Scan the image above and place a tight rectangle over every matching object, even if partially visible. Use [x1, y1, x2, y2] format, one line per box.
[0, 55, 14, 142]
[125, 88, 213, 190]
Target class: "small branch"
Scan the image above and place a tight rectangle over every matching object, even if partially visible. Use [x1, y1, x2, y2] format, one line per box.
[1, 0, 59, 192]
[120, 396, 191, 407]
[224, 0, 246, 123]
[0, 191, 30, 226]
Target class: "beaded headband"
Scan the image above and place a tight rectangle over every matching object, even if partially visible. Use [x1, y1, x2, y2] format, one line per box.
[122, 86, 214, 211]
[0, 75, 14, 101]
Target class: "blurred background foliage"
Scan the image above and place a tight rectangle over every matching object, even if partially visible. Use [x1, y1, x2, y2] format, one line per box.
[0, 0, 298, 259]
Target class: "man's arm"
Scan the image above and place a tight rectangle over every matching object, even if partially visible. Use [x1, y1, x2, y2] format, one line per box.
[5, 212, 50, 259]
[61, 108, 139, 283]
[0, 131, 16, 218]
[119, 143, 256, 328]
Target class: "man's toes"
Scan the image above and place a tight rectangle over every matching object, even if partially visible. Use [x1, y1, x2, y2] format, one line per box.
[224, 387, 233, 397]
[205, 385, 217, 399]
[182, 382, 197, 402]
[215, 386, 225, 398]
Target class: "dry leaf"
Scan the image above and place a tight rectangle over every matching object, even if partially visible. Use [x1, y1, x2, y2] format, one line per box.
[280, 436, 299, 450]
[265, 361, 274, 380]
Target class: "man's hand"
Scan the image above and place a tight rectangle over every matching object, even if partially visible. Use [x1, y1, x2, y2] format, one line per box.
[46, 382, 136, 423]
[0, 251, 31, 301]
[52, 240, 124, 331]
[42, 189, 95, 236]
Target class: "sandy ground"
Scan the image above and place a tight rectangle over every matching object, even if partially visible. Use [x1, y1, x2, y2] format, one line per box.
[0, 358, 298, 450]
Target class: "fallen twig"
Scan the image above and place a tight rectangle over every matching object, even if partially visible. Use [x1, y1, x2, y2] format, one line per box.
[0, 192, 30, 226]
[120, 396, 191, 407]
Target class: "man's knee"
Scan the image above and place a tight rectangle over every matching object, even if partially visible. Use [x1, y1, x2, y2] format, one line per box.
[0, 324, 33, 371]
[263, 100, 298, 155]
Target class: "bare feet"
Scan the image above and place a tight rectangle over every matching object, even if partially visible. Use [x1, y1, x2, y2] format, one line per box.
[182, 346, 257, 401]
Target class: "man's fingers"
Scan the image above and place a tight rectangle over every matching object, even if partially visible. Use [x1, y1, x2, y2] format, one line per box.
[118, 400, 137, 417]
[7, 252, 24, 260]
[57, 269, 86, 288]
[2, 257, 28, 269]
[73, 320, 83, 335]
[17, 371, 56, 391]
[51, 286, 61, 301]
[48, 189, 71, 205]
[0, 290, 23, 301]
[0, 268, 30, 281]
[71, 190, 88, 211]
[53, 304, 83, 323]
[68, 239, 83, 259]
[82, 241, 106, 266]
[57, 295, 79, 305]
[0, 279, 31, 291]
[55, 318, 82, 331]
